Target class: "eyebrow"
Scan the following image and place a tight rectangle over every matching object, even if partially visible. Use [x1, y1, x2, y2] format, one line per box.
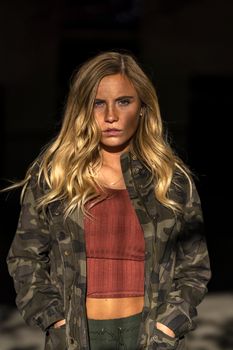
[94, 96, 135, 101]
[116, 95, 134, 101]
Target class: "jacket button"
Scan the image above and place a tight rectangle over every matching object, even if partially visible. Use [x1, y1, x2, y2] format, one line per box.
[54, 210, 60, 216]
[139, 168, 147, 175]
[58, 231, 65, 241]
[133, 167, 140, 175]
[64, 250, 71, 256]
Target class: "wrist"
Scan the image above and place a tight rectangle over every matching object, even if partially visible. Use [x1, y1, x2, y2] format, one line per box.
[156, 321, 175, 338]
[53, 319, 66, 328]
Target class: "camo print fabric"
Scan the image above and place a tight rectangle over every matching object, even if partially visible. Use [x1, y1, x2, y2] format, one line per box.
[7, 152, 211, 349]
[45, 324, 67, 350]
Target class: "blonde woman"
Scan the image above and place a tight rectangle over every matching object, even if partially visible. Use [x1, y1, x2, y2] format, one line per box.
[6, 51, 211, 350]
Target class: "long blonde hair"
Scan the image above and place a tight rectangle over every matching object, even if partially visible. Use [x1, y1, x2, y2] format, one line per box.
[10, 51, 191, 217]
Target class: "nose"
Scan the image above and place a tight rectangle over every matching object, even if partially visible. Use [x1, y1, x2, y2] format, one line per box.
[104, 104, 119, 123]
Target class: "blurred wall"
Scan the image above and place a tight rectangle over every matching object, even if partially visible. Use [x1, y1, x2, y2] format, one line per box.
[140, 0, 233, 292]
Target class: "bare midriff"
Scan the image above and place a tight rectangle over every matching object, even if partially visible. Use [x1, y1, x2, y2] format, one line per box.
[86, 296, 144, 320]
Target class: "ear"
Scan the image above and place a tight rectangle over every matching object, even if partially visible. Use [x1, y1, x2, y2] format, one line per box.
[139, 103, 146, 117]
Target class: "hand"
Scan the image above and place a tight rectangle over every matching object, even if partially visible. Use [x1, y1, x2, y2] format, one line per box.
[53, 319, 66, 329]
[156, 322, 175, 338]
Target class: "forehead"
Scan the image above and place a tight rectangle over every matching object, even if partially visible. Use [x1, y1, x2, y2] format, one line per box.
[96, 73, 138, 97]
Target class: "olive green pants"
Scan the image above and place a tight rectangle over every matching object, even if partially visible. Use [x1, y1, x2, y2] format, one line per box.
[87, 313, 141, 350]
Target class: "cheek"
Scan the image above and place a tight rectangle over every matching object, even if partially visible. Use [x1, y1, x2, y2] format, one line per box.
[125, 113, 140, 131]
[94, 111, 102, 126]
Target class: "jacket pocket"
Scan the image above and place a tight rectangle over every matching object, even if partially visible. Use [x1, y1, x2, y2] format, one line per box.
[149, 327, 179, 350]
[156, 297, 197, 339]
[45, 325, 67, 350]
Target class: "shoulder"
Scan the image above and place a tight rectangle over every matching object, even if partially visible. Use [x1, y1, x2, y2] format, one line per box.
[170, 167, 199, 207]
[23, 157, 47, 200]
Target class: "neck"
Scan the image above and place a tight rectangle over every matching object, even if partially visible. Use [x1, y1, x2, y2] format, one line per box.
[98, 147, 128, 189]
[100, 148, 129, 167]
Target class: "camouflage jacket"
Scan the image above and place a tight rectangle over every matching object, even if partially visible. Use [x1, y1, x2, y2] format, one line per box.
[7, 152, 211, 350]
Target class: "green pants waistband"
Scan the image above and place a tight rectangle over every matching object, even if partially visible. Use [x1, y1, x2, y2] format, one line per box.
[87, 313, 142, 350]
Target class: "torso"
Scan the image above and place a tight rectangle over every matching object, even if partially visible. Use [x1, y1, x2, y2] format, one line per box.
[86, 160, 144, 320]
[86, 296, 144, 319]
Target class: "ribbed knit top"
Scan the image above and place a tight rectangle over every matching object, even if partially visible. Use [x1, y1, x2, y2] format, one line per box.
[84, 188, 145, 298]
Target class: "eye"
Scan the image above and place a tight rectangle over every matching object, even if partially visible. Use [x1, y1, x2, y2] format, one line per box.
[94, 100, 105, 108]
[118, 98, 131, 106]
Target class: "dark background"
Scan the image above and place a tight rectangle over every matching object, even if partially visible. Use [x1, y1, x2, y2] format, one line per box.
[0, 0, 232, 307]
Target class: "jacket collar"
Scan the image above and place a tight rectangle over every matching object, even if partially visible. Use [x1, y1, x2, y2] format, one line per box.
[121, 151, 174, 223]
[120, 152, 158, 218]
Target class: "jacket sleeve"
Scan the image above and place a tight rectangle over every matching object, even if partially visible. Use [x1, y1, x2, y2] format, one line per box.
[6, 173, 65, 331]
[155, 176, 211, 339]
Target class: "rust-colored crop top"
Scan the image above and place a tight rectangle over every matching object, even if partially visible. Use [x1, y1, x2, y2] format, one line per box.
[84, 188, 145, 298]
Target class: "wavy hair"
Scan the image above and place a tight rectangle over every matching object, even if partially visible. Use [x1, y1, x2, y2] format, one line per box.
[8, 51, 191, 217]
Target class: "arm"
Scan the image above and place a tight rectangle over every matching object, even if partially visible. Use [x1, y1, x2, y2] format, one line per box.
[6, 173, 65, 331]
[155, 177, 211, 339]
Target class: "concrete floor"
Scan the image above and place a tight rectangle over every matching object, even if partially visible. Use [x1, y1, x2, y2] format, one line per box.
[0, 293, 233, 350]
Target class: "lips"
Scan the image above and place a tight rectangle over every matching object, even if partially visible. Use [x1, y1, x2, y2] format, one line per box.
[102, 128, 122, 136]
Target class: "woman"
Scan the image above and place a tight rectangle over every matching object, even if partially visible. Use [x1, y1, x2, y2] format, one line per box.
[6, 51, 211, 350]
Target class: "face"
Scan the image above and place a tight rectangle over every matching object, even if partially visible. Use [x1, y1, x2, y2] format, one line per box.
[94, 73, 141, 153]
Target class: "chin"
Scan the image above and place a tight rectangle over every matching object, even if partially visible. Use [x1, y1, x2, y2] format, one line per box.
[100, 142, 130, 153]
